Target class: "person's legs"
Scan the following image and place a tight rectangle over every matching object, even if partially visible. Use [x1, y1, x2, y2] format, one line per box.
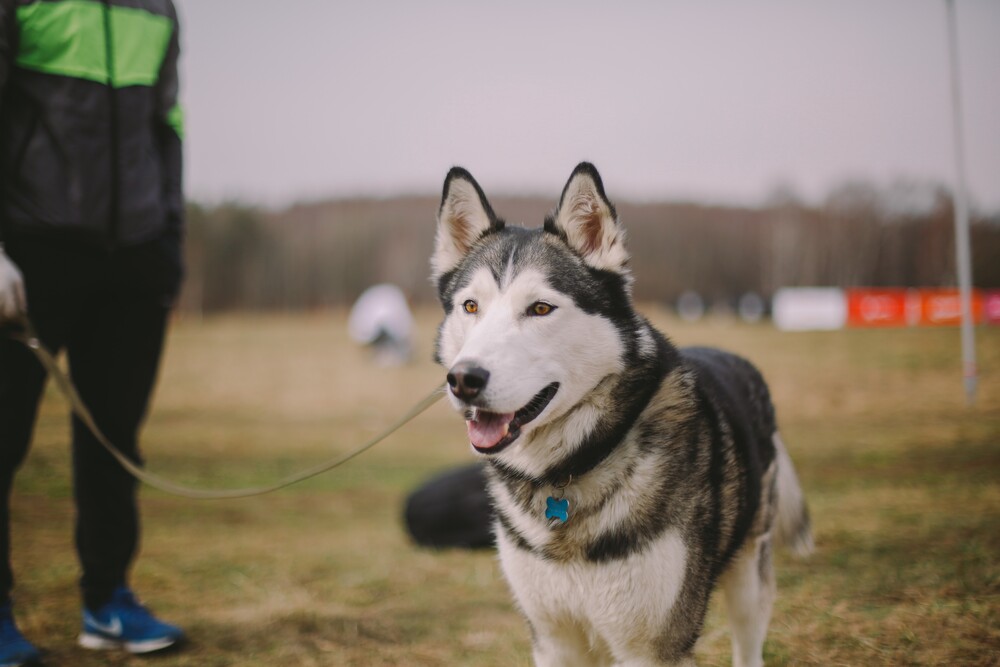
[68, 240, 178, 610]
[0, 335, 48, 608]
[1, 236, 182, 654]
[71, 238, 184, 654]
[0, 240, 89, 664]
[0, 239, 86, 605]
[68, 300, 168, 609]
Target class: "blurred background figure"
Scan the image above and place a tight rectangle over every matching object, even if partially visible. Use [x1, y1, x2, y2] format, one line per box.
[348, 284, 414, 366]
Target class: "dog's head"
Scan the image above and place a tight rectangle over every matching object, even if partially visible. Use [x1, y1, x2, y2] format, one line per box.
[432, 163, 639, 462]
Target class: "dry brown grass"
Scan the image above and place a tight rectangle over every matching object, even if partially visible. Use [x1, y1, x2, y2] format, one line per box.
[9, 308, 1000, 666]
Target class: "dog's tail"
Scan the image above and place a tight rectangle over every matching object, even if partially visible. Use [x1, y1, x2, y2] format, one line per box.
[773, 434, 814, 558]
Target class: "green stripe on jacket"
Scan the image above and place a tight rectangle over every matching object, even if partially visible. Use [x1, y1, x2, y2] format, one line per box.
[16, 0, 174, 88]
[166, 103, 183, 139]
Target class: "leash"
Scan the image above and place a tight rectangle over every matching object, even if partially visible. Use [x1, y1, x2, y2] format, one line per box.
[4, 317, 445, 499]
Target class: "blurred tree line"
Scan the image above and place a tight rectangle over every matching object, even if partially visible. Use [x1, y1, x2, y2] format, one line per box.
[178, 181, 1000, 314]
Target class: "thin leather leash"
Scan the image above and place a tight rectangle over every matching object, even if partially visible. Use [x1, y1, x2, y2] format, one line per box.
[4, 316, 445, 499]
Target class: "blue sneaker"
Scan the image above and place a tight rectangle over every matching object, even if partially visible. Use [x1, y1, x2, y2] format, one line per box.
[0, 604, 41, 667]
[78, 587, 183, 654]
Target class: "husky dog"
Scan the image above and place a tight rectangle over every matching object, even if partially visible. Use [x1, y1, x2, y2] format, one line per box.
[431, 163, 812, 667]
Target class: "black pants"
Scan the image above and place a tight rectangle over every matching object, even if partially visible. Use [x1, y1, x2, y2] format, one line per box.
[0, 235, 181, 609]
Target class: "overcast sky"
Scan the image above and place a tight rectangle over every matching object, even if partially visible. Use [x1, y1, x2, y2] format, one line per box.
[173, 1, 1000, 211]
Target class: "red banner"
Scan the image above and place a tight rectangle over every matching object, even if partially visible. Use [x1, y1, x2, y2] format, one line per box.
[917, 289, 983, 326]
[982, 291, 1000, 325]
[846, 289, 915, 327]
[846, 288, 985, 327]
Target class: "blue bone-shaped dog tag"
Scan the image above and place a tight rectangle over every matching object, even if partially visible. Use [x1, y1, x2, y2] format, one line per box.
[545, 496, 570, 523]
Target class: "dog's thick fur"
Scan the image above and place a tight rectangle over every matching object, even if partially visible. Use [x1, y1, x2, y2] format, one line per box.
[432, 163, 812, 666]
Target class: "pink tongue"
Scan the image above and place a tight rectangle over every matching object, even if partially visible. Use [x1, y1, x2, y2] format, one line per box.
[467, 412, 516, 449]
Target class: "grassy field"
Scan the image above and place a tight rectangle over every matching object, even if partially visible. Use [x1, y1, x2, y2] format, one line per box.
[9, 309, 1000, 666]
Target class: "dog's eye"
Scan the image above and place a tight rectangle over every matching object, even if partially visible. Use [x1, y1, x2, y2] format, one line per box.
[529, 301, 555, 317]
[463, 300, 479, 314]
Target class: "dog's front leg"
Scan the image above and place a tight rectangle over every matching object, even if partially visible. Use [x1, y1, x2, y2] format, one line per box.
[531, 622, 608, 667]
[609, 658, 696, 667]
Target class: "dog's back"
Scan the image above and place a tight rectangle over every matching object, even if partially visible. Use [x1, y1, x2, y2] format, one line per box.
[682, 346, 814, 560]
[680, 347, 778, 569]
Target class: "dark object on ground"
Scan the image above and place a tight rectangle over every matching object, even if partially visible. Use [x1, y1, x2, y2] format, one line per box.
[404, 463, 494, 549]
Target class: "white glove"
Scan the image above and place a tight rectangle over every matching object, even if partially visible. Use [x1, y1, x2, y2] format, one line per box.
[0, 244, 27, 323]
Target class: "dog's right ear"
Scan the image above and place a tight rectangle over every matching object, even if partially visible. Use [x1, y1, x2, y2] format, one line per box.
[432, 167, 503, 280]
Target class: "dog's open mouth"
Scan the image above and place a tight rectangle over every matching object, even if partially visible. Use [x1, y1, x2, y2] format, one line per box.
[466, 382, 559, 454]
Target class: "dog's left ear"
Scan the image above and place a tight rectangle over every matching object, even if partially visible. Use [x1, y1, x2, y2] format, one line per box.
[545, 162, 628, 273]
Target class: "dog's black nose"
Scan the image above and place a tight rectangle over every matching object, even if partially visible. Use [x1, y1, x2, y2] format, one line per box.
[447, 362, 490, 401]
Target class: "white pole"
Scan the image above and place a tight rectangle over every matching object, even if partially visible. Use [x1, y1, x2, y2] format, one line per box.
[944, 0, 977, 406]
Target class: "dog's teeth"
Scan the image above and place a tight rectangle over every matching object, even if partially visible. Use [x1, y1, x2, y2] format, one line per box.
[502, 423, 509, 436]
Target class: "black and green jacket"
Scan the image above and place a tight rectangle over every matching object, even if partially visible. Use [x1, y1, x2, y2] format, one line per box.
[0, 0, 182, 247]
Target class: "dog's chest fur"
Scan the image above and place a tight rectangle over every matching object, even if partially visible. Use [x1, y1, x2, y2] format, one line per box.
[486, 364, 696, 555]
[498, 525, 688, 655]
[484, 365, 707, 656]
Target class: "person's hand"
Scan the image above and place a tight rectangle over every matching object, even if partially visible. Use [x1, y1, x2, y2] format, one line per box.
[0, 244, 27, 323]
